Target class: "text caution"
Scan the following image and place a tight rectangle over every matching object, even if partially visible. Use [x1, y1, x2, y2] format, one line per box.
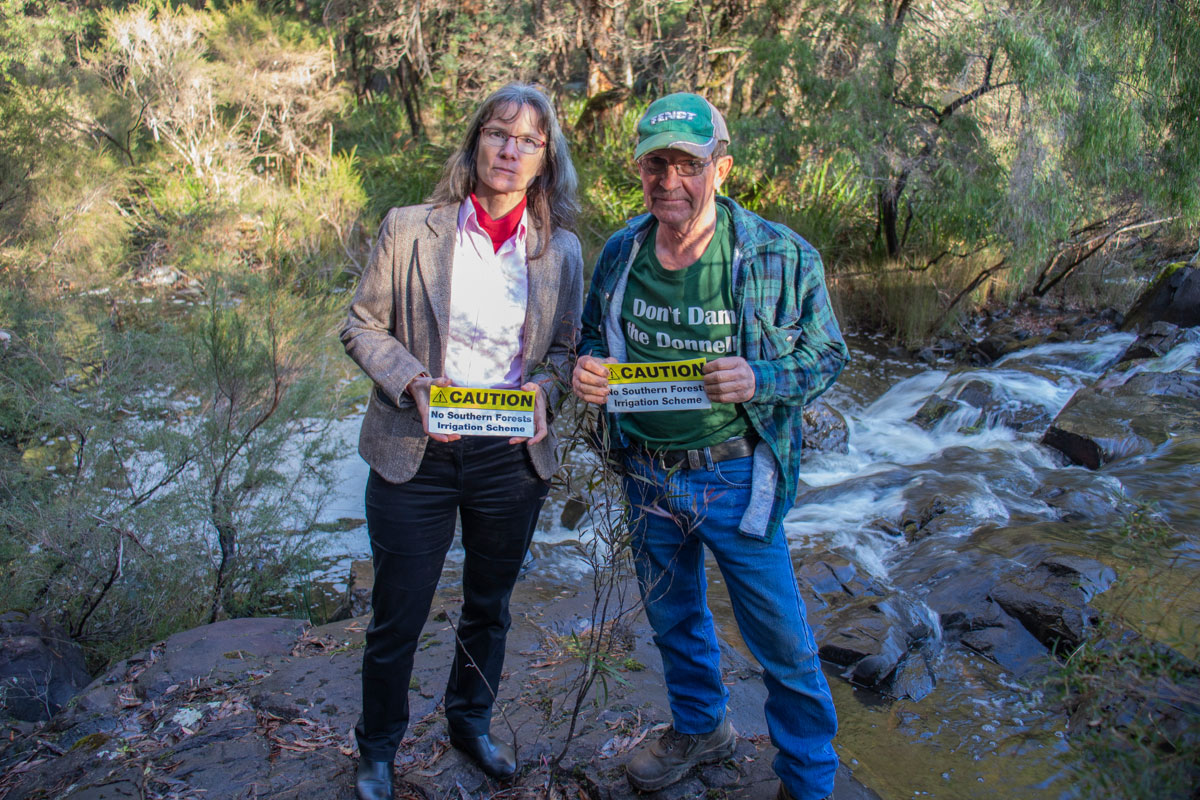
[605, 359, 711, 413]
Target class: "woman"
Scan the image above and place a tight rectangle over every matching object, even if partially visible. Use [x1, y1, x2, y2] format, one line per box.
[340, 84, 583, 800]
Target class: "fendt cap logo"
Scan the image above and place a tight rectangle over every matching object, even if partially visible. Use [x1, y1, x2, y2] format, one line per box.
[648, 111, 698, 125]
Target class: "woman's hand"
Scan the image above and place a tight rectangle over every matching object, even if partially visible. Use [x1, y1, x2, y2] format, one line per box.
[407, 376, 462, 443]
[509, 382, 548, 445]
[572, 355, 616, 405]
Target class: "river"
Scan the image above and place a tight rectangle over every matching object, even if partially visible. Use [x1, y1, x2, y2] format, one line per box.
[315, 327, 1200, 799]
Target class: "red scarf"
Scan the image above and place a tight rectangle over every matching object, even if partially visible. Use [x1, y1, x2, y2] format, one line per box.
[470, 193, 527, 253]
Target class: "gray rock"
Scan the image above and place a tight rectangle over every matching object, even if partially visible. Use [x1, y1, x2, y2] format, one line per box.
[911, 395, 967, 431]
[1122, 264, 1200, 330]
[347, 559, 374, 619]
[919, 553, 1065, 676]
[0, 612, 92, 722]
[133, 617, 308, 701]
[796, 552, 873, 598]
[1115, 320, 1190, 363]
[802, 400, 850, 454]
[958, 615, 1050, 676]
[899, 496, 949, 540]
[955, 377, 1053, 432]
[1042, 370, 1200, 468]
[888, 652, 936, 702]
[816, 596, 932, 692]
[1032, 482, 1122, 522]
[988, 557, 1113, 653]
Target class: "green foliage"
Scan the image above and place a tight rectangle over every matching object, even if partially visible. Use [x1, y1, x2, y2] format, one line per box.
[0, 0, 359, 664]
[0, 276, 342, 661]
[0, 288, 205, 662]
[187, 276, 341, 621]
[0, 1, 97, 251]
[336, 100, 450, 222]
[568, 98, 646, 265]
[1056, 624, 1200, 799]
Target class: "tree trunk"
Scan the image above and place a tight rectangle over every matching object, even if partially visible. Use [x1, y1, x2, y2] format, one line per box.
[396, 56, 424, 140]
[209, 500, 237, 623]
[878, 182, 902, 258]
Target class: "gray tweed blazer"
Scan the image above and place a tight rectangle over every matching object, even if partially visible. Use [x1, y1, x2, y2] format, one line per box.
[341, 203, 584, 484]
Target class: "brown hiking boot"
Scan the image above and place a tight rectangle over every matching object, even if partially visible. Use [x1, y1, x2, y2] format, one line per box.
[776, 783, 832, 800]
[625, 717, 736, 791]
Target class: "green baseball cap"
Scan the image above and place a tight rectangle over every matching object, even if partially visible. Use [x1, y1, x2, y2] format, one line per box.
[635, 93, 730, 160]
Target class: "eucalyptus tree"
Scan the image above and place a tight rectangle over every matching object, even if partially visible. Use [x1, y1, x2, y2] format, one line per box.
[744, 0, 1200, 284]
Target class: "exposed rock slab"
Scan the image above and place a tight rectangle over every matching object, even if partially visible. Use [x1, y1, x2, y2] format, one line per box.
[0, 580, 882, 800]
[1116, 320, 1200, 364]
[988, 556, 1114, 653]
[1042, 370, 1200, 468]
[132, 617, 308, 701]
[1122, 263, 1200, 330]
[0, 612, 92, 722]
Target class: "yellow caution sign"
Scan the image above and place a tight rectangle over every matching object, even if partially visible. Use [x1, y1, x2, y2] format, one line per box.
[605, 358, 711, 413]
[427, 387, 536, 436]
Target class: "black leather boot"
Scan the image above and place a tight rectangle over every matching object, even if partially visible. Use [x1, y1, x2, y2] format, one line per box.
[449, 732, 518, 780]
[355, 759, 394, 800]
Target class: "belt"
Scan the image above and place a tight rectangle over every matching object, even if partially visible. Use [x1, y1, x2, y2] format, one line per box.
[646, 435, 758, 470]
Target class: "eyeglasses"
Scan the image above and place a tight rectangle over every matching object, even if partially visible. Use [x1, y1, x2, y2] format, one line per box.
[637, 156, 712, 177]
[480, 127, 547, 156]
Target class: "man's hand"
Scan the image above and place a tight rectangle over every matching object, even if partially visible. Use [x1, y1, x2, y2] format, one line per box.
[572, 355, 617, 405]
[408, 376, 462, 443]
[703, 357, 756, 403]
[508, 382, 548, 445]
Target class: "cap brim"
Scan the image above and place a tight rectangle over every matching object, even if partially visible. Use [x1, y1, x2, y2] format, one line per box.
[634, 132, 715, 160]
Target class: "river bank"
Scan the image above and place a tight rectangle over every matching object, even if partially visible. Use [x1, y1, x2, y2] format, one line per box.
[0, 577, 882, 800]
[4, 281, 1198, 798]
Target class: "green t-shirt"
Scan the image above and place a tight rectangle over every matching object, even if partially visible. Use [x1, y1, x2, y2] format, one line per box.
[618, 205, 750, 450]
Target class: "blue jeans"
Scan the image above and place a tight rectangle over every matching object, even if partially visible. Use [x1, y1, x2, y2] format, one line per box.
[622, 452, 838, 800]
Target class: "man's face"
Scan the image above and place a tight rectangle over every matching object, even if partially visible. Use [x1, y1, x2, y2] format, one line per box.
[639, 148, 734, 232]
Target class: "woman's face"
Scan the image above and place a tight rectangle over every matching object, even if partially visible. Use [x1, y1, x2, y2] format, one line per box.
[473, 103, 547, 204]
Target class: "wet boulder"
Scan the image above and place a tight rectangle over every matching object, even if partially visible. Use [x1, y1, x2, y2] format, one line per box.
[887, 651, 936, 702]
[911, 395, 967, 431]
[969, 333, 1034, 365]
[1032, 482, 1123, 522]
[796, 551, 883, 611]
[1115, 321, 1198, 365]
[957, 609, 1050, 676]
[802, 400, 849, 454]
[897, 496, 949, 541]
[988, 556, 1115, 653]
[956, 378, 1054, 432]
[816, 596, 935, 698]
[911, 378, 1051, 434]
[921, 555, 1059, 676]
[1122, 263, 1200, 331]
[329, 559, 374, 621]
[0, 612, 92, 722]
[1042, 370, 1200, 469]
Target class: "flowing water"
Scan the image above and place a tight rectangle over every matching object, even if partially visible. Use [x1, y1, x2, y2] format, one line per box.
[317, 329, 1200, 799]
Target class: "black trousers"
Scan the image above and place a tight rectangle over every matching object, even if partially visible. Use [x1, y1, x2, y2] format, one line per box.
[355, 437, 549, 762]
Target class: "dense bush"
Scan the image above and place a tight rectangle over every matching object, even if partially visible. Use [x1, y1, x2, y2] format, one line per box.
[2, 0, 1198, 670]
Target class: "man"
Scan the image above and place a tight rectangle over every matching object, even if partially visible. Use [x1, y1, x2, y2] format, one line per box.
[571, 93, 848, 800]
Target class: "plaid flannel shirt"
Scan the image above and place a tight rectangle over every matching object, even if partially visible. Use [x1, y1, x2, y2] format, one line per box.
[580, 196, 849, 540]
